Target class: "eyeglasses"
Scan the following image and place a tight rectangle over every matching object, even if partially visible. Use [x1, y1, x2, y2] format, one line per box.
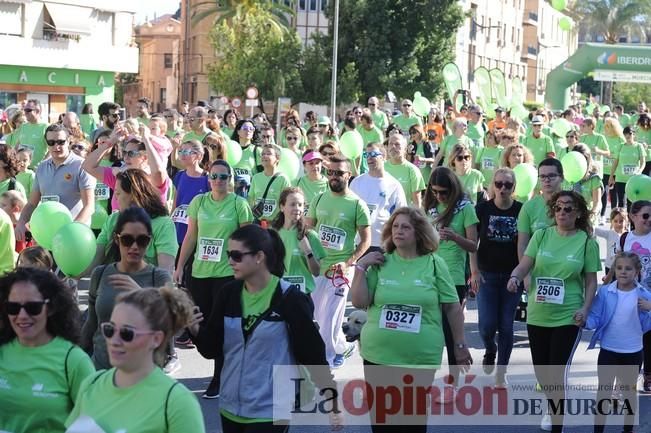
[226, 250, 256, 262]
[209, 173, 231, 180]
[430, 186, 449, 197]
[286, 136, 298, 141]
[100, 322, 156, 342]
[494, 181, 514, 190]
[326, 169, 348, 177]
[46, 139, 67, 147]
[262, 135, 274, 140]
[24, 108, 34, 113]
[164, 115, 174, 119]
[554, 205, 576, 214]
[108, 113, 120, 119]
[240, 125, 255, 132]
[71, 144, 86, 152]
[565, 135, 577, 139]
[178, 149, 197, 156]
[5, 300, 49, 316]
[116, 233, 151, 248]
[123, 150, 143, 159]
[456, 155, 472, 161]
[368, 103, 376, 107]
[538, 174, 560, 181]
[363, 150, 383, 159]
[402, 104, 412, 107]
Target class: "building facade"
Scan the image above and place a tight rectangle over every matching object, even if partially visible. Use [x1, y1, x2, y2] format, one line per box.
[0, 0, 138, 121]
[292, 0, 329, 44]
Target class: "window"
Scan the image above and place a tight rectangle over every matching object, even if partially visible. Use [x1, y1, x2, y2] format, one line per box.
[0, 3, 22, 36]
[160, 88, 167, 107]
[511, 26, 515, 43]
[310, 0, 317, 11]
[299, 0, 306, 11]
[487, 18, 492, 42]
[321, 0, 328, 11]
[164, 53, 173, 68]
[66, 95, 83, 115]
[0, 92, 17, 110]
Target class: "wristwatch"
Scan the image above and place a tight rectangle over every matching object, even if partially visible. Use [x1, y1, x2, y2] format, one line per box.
[455, 343, 468, 349]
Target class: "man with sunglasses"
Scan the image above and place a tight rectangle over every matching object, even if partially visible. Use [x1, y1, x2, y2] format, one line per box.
[466, 104, 486, 149]
[13, 99, 48, 168]
[350, 143, 407, 253]
[91, 101, 121, 145]
[523, 115, 556, 166]
[15, 123, 96, 242]
[385, 134, 426, 208]
[181, 106, 211, 144]
[367, 96, 388, 130]
[393, 99, 423, 136]
[306, 154, 371, 368]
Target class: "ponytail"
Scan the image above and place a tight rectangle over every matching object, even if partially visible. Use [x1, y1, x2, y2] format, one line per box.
[230, 225, 286, 277]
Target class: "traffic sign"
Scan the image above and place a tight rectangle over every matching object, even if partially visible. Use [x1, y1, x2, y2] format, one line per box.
[231, 98, 242, 108]
[245, 99, 259, 107]
[246, 86, 259, 100]
[220, 96, 229, 104]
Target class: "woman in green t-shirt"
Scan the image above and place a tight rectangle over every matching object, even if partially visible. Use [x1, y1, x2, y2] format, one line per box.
[609, 126, 646, 208]
[448, 144, 486, 204]
[636, 113, 651, 175]
[68, 286, 205, 433]
[508, 191, 600, 433]
[272, 187, 325, 295]
[0, 268, 95, 432]
[248, 145, 291, 223]
[351, 207, 471, 432]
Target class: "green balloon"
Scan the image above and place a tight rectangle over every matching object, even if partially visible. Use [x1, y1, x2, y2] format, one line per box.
[551, 119, 573, 137]
[226, 140, 243, 166]
[512, 104, 529, 121]
[30, 201, 73, 250]
[51, 222, 96, 277]
[513, 163, 537, 197]
[413, 95, 431, 117]
[278, 147, 300, 181]
[551, 0, 567, 11]
[339, 131, 363, 160]
[91, 203, 109, 230]
[559, 16, 573, 31]
[561, 151, 588, 183]
[625, 175, 651, 202]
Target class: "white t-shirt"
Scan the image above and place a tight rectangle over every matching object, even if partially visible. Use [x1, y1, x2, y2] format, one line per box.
[601, 287, 643, 353]
[594, 227, 622, 268]
[350, 172, 407, 247]
[619, 230, 651, 289]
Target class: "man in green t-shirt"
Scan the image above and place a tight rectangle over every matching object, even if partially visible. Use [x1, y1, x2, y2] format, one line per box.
[384, 134, 426, 208]
[356, 113, 384, 146]
[523, 115, 556, 166]
[392, 99, 423, 135]
[14, 99, 48, 167]
[466, 105, 486, 148]
[367, 96, 388, 130]
[135, 97, 151, 125]
[181, 106, 211, 144]
[306, 154, 370, 368]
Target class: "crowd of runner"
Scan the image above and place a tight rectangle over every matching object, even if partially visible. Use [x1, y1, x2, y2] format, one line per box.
[0, 94, 650, 433]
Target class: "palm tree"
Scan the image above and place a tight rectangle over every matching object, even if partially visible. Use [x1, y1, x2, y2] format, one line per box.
[192, 0, 296, 37]
[567, 0, 651, 105]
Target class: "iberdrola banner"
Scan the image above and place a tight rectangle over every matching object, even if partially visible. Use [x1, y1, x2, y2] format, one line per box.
[473, 67, 492, 114]
[489, 68, 509, 109]
[441, 62, 464, 111]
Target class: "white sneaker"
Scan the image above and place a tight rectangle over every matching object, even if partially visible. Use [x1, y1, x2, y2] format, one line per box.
[540, 413, 552, 431]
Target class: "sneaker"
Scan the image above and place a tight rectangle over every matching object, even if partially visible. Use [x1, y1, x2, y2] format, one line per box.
[332, 354, 345, 369]
[495, 372, 508, 389]
[434, 386, 456, 405]
[540, 413, 552, 431]
[482, 352, 496, 375]
[342, 342, 356, 359]
[163, 355, 181, 376]
[202, 377, 220, 399]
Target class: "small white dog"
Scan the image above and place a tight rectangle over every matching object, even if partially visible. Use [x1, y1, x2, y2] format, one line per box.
[342, 309, 368, 347]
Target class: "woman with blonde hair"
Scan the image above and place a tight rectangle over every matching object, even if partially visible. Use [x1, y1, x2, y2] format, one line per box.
[2, 110, 26, 147]
[602, 117, 625, 221]
[279, 109, 307, 149]
[501, 143, 534, 169]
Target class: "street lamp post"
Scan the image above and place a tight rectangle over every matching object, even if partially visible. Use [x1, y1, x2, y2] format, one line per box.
[330, 0, 339, 123]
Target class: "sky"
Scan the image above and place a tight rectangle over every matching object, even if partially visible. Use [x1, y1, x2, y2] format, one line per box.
[133, 0, 182, 24]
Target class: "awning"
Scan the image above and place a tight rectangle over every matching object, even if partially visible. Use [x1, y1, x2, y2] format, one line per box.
[44, 3, 93, 36]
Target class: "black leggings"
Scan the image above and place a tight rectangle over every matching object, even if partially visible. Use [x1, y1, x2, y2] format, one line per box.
[645, 330, 651, 375]
[221, 415, 288, 433]
[593, 349, 643, 433]
[600, 174, 610, 217]
[527, 324, 581, 433]
[442, 284, 467, 385]
[613, 182, 628, 211]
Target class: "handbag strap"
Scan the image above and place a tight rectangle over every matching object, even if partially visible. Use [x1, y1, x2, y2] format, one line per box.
[260, 173, 280, 203]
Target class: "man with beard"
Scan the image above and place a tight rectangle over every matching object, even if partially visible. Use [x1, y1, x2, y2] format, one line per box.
[307, 153, 371, 368]
[135, 97, 151, 125]
[91, 102, 121, 144]
[384, 134, 426, 208]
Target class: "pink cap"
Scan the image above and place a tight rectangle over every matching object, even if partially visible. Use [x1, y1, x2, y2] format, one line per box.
[302, 151, 323, 163]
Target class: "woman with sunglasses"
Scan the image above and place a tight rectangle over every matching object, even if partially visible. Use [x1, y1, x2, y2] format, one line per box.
[470, 168, 522, 388]
[201, 132, 228, 167]
[508, 191, 600, 433]
[0, 268, 95, 432]
[231, 119, 261, 196]
[68, 287, 205, 432]
[92, 169, 177, 273]
[190, 224, 342, 432]
[82, 207, 172, 370]
[279, 109, 308, 149]
[423, 166, 478, 399]
[174, 159, 253, 398]
[285, 126, 305, 158]
[249, 144, 291, 223]
[609, 126, 646, 210]
[351, 207, 471, 432]
[448, 144, 485, 205]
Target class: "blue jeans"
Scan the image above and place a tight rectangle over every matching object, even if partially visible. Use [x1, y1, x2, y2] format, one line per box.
[477, 271, 521, 368]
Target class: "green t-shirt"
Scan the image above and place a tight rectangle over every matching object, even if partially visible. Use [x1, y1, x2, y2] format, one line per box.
[392, 113, 422, 133]
[457, 169, 485, 204]
[466, 121, 485, 147]
[603, 136, 624, 175]
[233, 144, 259, 182]
[371, 111, 389, 130]
[279, 228, 326, 294]
[614, 142, 645, 182]
[569, 174, 601, 211]
[248, 172, 291, 221]
[182, 129, 210, 144]
[356, 125, 384, 146]
[635, 128, 651, 160]
[517, 194, 553, 235]
[66, 367, 205, 433]
[242, 275, 279, 332]
[0, 337, 95, 433]
[16, 169, 35, 198]
[428, 199, 479, 285]
[475, 146, 502, 187]
[79, 113, 96, 136]
[361, 252, 459, 367]
[524, 227, 601, 327]
[414, 142, 434, 183]
[619, 113, 631, 128]
[384, 160, 426, 206]
[523, 134, 555, 166]
[294, 175, 328, 214]
[0, 176, 26, 196]
[97, 212, 178, 266]
[580, 133, 609, 175]
[307, 191, 370, 273]
[188, 192, 253, 278]
[0, 209, 15, 274]
[14, 123, 48, 167]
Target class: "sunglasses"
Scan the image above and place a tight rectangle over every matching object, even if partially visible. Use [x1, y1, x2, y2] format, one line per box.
[117, 233, 151, 248]
[368, 103, 376, 107]
[108, 113, 120, 119]
[538, 174, 560, 181]
[24, 108, 34, 113]
[402, 104, 412, 107]
[363, 150, 383, 159]
[178, 149, 197, 156]
[100, 322, 156, 342]
[554, 205, 575, 214]
[123, 150, 143, 159]
[240, 126, 255, 132]
[5, 300, 49, 316]
[326, 169, 348, 177]
[46, 139, 67, 147]
[494, 181, 514, 190]
[566, 135, 577, 139]
[430, 186, 449, 197]
[456, 155, 471, 161]
[226, 250, 256, 262]
[286, 136, 298, 141]
[71, 144, 86, 152]
[209, 173, 231, 180]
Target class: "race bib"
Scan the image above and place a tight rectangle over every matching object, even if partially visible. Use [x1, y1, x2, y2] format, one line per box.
[534, 277, 565, 304]
[41, 195, 60, 203]
[319, 224, 347, 250]
[482, 158, 495, 170]
[622, 164, 637, 176]
[171, 205, 189, 224]
[94, 183, 110, 200]
[255, 198, 276, 217]
[379, 304, 422, 333]
[198, 237, 224, 262]
[367, 204, 377, 217]
[283, 275, 306, 293]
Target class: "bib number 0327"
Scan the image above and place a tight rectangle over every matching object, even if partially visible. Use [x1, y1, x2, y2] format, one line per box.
[379, 304, 422, 333]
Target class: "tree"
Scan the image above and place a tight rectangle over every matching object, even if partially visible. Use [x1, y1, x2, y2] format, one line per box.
[295, 33, 332, 104]
[568, 0, 651, 105]
[206, 9, 303, 103]
[613, 83, 651, 111]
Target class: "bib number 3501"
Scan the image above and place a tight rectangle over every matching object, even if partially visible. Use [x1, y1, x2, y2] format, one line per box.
[319, 225, 347, 251]
[534, 278, 565, 304]
[379, 304, 422, 333]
